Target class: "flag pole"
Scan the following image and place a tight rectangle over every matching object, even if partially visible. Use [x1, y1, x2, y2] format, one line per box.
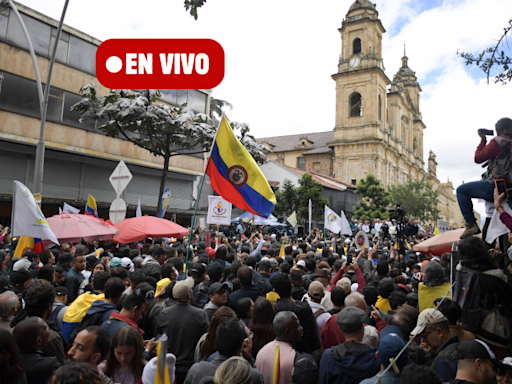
[185, 113, 224, 271]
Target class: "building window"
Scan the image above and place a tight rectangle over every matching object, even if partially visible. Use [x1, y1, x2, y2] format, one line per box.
[68, 35, 97, 75]
[313, 162, 320, 172]
[378, 95, 382, 121]
[353, 38, 361, 54]
[351, 179, 357, 185]
[160, 89, 207, 114]
[297, 157, 305, 170]
[46, 86, 64, 122]
[6, 12, 52, 57]
[50, 28, 70, 64]
[350, 93, 362, 117]
[413, 137, 417, 154]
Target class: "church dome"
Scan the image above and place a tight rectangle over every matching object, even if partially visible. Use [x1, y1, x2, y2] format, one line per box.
[348, 0, 376, 13]
[392, 55, 418, 86]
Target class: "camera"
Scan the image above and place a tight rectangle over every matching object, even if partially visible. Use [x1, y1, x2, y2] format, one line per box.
[478, 128, 494, 136]
[388, 203, 406, 224]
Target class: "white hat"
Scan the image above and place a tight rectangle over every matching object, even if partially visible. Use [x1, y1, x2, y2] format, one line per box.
[344, 239, 351, 244]
[297, 260, 306, 268]
[121, 257, 134, 272]
[13, 258, 31, 271]
[142, 353, 176, 384]
[351, 283, 359, 293]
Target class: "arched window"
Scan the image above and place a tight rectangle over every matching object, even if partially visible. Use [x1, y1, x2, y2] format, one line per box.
[353, 38, 361, 54]
[378, 95, 382, 121]
[350, 93, 362, 117]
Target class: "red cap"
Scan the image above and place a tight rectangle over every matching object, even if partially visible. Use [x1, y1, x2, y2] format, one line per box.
[208, 248, 216, 258]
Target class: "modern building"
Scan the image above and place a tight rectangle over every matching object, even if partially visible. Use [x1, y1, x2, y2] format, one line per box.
[258, 0, 471, 227]
[0, 2, 212, 225]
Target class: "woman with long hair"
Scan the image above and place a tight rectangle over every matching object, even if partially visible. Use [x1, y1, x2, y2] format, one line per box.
[99, 326, 145, 384]
[0, 329, 26, 384]
[234, 297, 253, 327]
[249, 297, 275, 357]
[197, 306, 236, 362]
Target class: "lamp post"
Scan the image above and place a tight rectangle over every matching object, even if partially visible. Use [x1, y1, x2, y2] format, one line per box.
[0, 0, 70, 194]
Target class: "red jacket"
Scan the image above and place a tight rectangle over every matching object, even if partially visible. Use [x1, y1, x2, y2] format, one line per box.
[329, 265, 366, 293]
[475, 135, 511, 164]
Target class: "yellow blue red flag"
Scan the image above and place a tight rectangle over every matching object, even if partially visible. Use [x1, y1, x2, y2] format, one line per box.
[206, 116, 276, 217]
[85, 194, 98, 217]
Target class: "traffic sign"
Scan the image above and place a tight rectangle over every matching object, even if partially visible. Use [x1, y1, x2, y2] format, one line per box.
[109, 197, 127, 225]
[109, 160, 133, 196]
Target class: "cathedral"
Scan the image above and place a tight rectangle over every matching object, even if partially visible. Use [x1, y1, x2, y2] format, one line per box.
[258, 0, 470, 226]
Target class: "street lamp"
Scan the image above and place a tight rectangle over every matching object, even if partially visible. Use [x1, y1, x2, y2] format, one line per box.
[0, 0, 70, 194]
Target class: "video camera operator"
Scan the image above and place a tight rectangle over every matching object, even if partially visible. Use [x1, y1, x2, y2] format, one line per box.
[457, 118, 512, 239]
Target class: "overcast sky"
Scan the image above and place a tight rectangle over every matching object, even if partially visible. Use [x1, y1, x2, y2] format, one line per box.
[18, 0, 512, 221]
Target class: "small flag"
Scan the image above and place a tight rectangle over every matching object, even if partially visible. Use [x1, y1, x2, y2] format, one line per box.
[308, 199, 312, 233]
[286, 211, 297, 228]
[59, 207, 62, 214]
[434, 226, 440, 236]
[159, 189, 171, 218]
[85, 194, 98, 217]
[279, 242, 285, 258]
[13, 236, 44, 258]
[340, 210, 352, 236]
[136, 197, 142, 217]
[11, 181, 58, 244]
[324, 205, 342, 234]
[273, 343, 280, 384]
[354, 231, 369, 250]
[63, 202, 80, 214]
[155, 335, 171, 384]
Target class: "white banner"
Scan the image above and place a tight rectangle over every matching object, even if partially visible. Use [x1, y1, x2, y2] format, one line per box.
[437, 220, 450, 233]
[63, 202, 80, 214]
[136, 197, 142, 217]
[207, 195, 232, 225]
[324, 205, 342, 234]
[12, 181, 59, 244]
[340, 210, 352, 235]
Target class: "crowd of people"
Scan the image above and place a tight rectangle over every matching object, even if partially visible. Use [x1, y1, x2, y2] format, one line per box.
[0, 217, 510, 384]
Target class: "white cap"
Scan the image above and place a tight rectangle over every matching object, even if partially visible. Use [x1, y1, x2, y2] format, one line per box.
[297, 260, 306, 268]
[13, 258, 31, 271]
[142, 353, 176, 384]
[121, 257, 134, 272]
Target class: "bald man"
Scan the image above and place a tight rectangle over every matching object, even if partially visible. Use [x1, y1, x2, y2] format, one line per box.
[0, 290, 19, 332]
[14, 317, 61, 384]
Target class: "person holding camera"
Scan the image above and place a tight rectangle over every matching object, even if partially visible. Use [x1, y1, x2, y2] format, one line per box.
[457, 117, 512, 239]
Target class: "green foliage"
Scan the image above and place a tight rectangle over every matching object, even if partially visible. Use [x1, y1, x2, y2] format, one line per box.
[297, 174, 329, 226]
[273, 179, 299, 221]
[457, 19, 512, 84]
[388, 178, 440, 222]
[183, 0, 207, 20]
[353, 174, 390, 220]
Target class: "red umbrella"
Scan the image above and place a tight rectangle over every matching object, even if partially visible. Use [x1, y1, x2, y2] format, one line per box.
[47, 213, 119, 243]
[412, 228, 481, 256]
[113, 216, 189, 244]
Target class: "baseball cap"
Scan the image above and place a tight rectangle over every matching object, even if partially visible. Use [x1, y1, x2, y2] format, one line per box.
[55, 286, 69, 297]
[378, 331, 408, 369]
[156, 278, 171, 297]
[411, 308, 448, 336]
[121, 257, 134, 272]
[172, 277, 194, 300]
[336, 306, 366, 334]
[208, 282, 230, 295]
[74, 244, 86, 256]
[135, 283, 157, 305]
[336, 277, 352, 294]
[190, 263, 206, 277]
[142, 353, 176, 384]
[110, 257, 122, 268]
[308, 281, 324, 300]
[11, 270, 31, 286]
[13, 258, 31, 272]
[297, 260, 306, 268]
[456, 339, 497, 361]
[292, 353, 319, 384]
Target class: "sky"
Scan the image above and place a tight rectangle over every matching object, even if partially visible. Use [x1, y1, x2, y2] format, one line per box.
[18, 0, 512, 221]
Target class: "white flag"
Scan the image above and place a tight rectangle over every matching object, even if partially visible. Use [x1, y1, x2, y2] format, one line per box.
[340, 210, 352, 235]
[324, 205, 342, 234]
[136, 197, 142, 217]
[308, 199, 312, 233]
[12, 181, 58, 244]
[63, 202, 80, 214]
[59, 207, 62, 214]
[207, 195, 232, 225]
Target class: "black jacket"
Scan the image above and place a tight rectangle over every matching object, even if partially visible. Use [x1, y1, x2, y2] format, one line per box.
[19, 350, 61, 384]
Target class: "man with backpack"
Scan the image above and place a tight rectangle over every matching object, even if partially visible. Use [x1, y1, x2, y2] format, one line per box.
[457, 117, 512, 239]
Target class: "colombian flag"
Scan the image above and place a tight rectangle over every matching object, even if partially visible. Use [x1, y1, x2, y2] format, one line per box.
[85, 194, 98, 217]
[206, 116, 276, 217]
[13, 236, 44, 258]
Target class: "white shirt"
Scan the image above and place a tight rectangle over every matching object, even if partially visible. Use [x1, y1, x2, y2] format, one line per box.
[308, 300, 331, 340]
[362, 224, 370, 233]
[374, 222, 382, 235]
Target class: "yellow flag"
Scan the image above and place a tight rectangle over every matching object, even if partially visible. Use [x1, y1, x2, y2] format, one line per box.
[154, 340, 171, 384]
[286, 211, 297, 227]
[279, 242, 285, 258]
[14, 236, 34, 258]
[273, 343, 280, 384]
[434, 226, 440, 236]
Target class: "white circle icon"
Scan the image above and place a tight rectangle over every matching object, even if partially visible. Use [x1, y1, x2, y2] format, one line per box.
[106, 56, 123, 73]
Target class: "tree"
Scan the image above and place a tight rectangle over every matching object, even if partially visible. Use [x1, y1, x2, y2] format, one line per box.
[353, 174, 390, 220]
[183, 0, 207, 20]
[388, 178, 440, 223]
[273, 179, 299, 221]
[296, 174, 329, 227]
[458, 19, 512, 84]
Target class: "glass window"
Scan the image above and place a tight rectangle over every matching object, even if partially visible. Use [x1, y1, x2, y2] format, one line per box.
[187, 89, 207, 113]
[6, 13, 51, 57]
[62, 91, 96, 131]
[0, 72, 40, 118]
[50, 29, 70, 64]
[160, 89, 178, 105]
[46, 87, 63, 122]
[177, 90, 187, 106]
[350, 93, 362, 117]
[0, 9, 9, 41]
[68, 35, 97, 75]
[297, 157, 305, 170]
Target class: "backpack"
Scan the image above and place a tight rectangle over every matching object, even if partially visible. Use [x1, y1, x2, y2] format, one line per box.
[194, 281, 211, 309]
[69, 311, 106, 343]
[48, 304, 66, 324]
[313, 308, 326, 320]
[483, 136, 512, 183]
[452, 266, 484, 332]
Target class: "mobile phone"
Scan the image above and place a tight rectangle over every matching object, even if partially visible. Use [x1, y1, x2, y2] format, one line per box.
[347, 255, 353, 264]
[478, 128, 494, 136]
[495, 179, 508, 199]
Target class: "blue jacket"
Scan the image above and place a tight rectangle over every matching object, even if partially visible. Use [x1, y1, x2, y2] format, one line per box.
[319, 342, 380, 384]
[86, 300, 118, 324]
